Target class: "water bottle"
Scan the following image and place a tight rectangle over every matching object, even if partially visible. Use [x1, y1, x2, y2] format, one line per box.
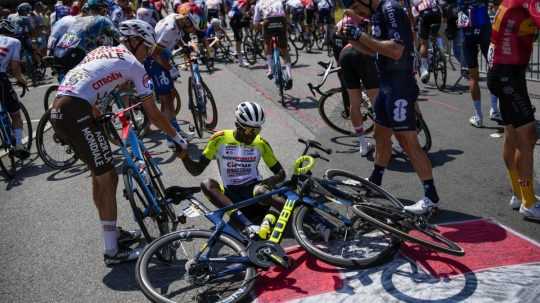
[136, 160, 151, 186]
[258, 213, 277, 240]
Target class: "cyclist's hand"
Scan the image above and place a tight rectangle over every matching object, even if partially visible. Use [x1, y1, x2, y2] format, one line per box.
[341, 24, 364, 41]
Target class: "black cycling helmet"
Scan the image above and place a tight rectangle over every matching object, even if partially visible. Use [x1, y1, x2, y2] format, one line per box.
[0, 19, 16, 35]
[86, 0, 109, 9]
[17, 2, 33, 15]
[342, 0, 375, 14]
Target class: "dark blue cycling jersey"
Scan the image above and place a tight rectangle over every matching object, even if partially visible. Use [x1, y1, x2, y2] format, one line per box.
[371, 0, 415, 75]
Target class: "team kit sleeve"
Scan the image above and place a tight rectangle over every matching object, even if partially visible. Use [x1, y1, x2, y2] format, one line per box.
[10, 39, 22, 62]
[260, 139, 278, 168]
[129, 61, 155, 99]
[382, 2, 407, 45]
[202, 131, 224, 160]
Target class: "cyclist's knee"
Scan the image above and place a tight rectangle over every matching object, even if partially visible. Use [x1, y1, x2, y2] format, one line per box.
[201, 178, 221, 194]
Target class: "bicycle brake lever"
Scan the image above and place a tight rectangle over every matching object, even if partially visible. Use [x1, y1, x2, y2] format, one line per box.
[307, 83, 316, 97]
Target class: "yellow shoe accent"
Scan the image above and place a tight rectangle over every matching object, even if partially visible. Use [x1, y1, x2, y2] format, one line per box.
[508, 170, 522, 200]
[520, 176, 536, 208]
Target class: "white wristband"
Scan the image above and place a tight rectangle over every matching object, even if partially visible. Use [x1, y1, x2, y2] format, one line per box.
[172, 133, 187, 146]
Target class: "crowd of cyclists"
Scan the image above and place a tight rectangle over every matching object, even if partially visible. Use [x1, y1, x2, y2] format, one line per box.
[0, 0, 539, 271]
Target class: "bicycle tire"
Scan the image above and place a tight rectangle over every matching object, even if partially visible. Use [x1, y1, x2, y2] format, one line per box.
[43, 85, 58, 112]
[351, 205, 465, 256]
[123, 166, 169, 243]
[36, 110, 78, 170]
[136, 229, 256, 303]
[18, 102, 32, 153]
[290, 26, 305, 50]
[288, 38, 299, 66]
[293, 203, 400, 268]
[188, 77, 205, 138]
[172, 87, 182, 116]
[201, 80, 218, 130]
[3, 102, 34, 176]
[417, 113, 432, 152]
[144, 151, 178, 230]
[0, 123, 15, 178]
[434, 49, 447, 91]
[315, 28, 325, 50]
[242, 35, 259, 65]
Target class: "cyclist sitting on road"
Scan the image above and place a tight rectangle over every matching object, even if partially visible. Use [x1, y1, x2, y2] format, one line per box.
[486, 0, 540, 220]
[148, 12, 200, 146]
[253, 0, 294, 89]
[335, 14, 379, 157]
[411, 0, 442, 83]
[342, 0, 440, 215]
[51, 19, 188, 266]
[177, 101, 286, 233]
[0, 20, 30, 159]
[52, 0, 119, 77]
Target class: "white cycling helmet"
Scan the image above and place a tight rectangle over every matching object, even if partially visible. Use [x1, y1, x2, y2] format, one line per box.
[119, 19, 156, 47]
[235, 102, 265, 128]
[210, 18, 221, 28]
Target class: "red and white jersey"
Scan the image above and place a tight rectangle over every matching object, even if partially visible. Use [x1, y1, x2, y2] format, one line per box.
[0, 36, 21, 73]
[155, 13, 184, 51]
[489, 3, 538, 65]
[57, 45, 153, 107]
[411, 0, 439, 17]
[207, 0, 223, 10]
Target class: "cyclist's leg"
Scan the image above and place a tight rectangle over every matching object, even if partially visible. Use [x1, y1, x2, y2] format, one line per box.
[369, 89, 393, 186]
[0, 77, 27, 155]
[463, 29, 484, 123]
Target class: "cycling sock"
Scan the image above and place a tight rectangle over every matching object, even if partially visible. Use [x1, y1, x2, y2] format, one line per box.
[102, 220, 118, 256]
[490, 95, 499, 112]
[13, 128, 23, 145]
[520, 176, 536, 208]
[473, 100, 482, 118]
[170, 118, 181, 132]
[355, 126, 366, 146]
[369, 164, 385, 186]
[229, 210, 253, 228]
[423, 179, 439, 203]
[285, 63, 292, 78]
[266, 55, 272, 73]
[420, 58, 428, 70]
[508, 169, 522, 200]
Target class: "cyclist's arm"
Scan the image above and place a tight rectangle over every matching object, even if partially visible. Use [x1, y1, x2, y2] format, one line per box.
[180, 153, 212, 176]
[259, 162, 286, 188]
[356, 34, 404, 60]
[141, 95, 179, 139]
[348, 40, 376, 56]
[9, 41, 26, 86]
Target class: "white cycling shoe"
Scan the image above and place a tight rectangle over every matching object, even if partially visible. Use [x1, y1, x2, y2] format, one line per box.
[519, 202, 540, 221]
[359, 141, 374, 157]
[420, 67, 429, 84]
[469, 115, 483, 128]
[404, 197, 438, 215]
[509, 195, 522, 210]
[489, 109, 502, 122]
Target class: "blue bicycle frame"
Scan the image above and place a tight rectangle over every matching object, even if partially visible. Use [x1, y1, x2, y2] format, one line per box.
[0, 103, 14, 148]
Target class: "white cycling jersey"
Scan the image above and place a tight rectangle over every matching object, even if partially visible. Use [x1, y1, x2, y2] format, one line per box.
[286, 0, 304, 9]
[315, 0, 333, 10]
[412, 0, 439, 17]
[57, 45, 153, 108]
[253, 0, 286, 23]
[207, 0, 223, 10]
[155, 13, 184, 51]
[136, 7, 158, 27]
[0, 36, 21, 73]
[47, 15, 76, 51]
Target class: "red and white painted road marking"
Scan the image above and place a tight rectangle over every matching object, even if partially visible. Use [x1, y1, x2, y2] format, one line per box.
[253, 219, 540, 302]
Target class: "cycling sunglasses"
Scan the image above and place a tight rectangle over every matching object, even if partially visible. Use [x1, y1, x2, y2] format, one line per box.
[236, 123, 261, 136]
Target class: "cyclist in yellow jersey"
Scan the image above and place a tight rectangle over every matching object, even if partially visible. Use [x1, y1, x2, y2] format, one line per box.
[176, 102, 286, 232]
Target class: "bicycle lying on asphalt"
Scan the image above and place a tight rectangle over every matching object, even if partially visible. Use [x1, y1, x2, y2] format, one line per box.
[135, 139, 463, 303]
[0, 85, 32, 179]
[309, 59, 432, 152]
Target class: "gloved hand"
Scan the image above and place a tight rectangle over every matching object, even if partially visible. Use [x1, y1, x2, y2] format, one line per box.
[342, 24, 364, 41]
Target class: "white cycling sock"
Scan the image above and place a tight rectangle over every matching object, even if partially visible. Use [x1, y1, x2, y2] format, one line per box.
[285, 63, 292, 78]
[13, 128, 23, 145]
[266, 55, 272, 73]
[102, 220, 118, 256]
[420, 58, 428, 70]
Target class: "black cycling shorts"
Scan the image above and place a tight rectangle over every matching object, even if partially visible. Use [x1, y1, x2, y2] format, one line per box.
[50, 96, 114, 176]
[263, 16, 288, 49]
[305, 8, 315, 25]
[417, 8, 442, 40]
[374, 74, 419, 132]
[339, 46, 379, 90]
[55, 47, 86, 71]
[229, 16, 245, 42]
[224, 181, 270, 222]
[487, 64, 535, 128]
[463, 24, 491, 69]
[291, 7, 305, 24]
[207, 8, 220, 20]
[0, 74, 21, 113]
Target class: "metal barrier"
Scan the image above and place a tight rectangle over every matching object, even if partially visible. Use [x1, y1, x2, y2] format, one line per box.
[478, 40, 540, 82]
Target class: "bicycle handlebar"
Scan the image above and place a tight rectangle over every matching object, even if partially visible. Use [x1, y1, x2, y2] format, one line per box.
[298, 138, 332, 155]
[19, 84, 28, 98]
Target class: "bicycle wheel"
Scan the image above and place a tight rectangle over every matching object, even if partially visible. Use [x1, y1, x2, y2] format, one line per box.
[242, 35, 258, 65]
[288, 38, 299, 66]
[0, 126, 16, 179]
[319, 88, 352, 135]
[433, 49, 447, 91]
[172, 87, 182, 115]
[136, 229, 256, 303]
[417, 113, 432, 152]
[188, 78, 205, 138]
[201, 81, 218, 130]
[352, 205, 464, 256]
[3, 102, 34, 176]
[293, 201, 400, 268]
[36, 110, 78, 170]
[43, 85, 58, 112]
[18, 103, 32, 153]
[315, 27, 325, 50]
[123, 166, 170, 243]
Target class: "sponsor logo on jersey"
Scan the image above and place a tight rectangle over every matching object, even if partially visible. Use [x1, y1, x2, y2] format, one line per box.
[92, 72, 123, 90]
[63, 68, 91, 87]
[0, 47, 8, 58]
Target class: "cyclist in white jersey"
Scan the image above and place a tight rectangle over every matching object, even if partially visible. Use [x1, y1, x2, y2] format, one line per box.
[51, 20, 188, 266]
[0, 20, 29, 159]
[253, 0, 294, 89]
[411, 0, 442, 83]
[136, 0, 160, 27]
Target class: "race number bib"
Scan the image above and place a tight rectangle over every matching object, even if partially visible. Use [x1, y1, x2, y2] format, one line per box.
[487, 43, 495, 68]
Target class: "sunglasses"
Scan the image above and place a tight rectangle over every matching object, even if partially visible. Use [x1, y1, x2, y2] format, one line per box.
[178, 18, 194, 29]
[237, 123, 261, 135]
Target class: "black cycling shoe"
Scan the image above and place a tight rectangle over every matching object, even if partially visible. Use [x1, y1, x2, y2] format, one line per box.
[104, 247, 142, 267]
[117, 227, 142, 246]
[13, 146, 30, 159]
[285, 78, 293, 90]
[267, 71, 273, 80]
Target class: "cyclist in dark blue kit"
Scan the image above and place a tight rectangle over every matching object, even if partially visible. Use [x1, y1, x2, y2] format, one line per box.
[341, 0, 440, 215]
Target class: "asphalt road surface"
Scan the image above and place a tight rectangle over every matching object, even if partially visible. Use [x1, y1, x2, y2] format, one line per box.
[1, 48, 540, 303]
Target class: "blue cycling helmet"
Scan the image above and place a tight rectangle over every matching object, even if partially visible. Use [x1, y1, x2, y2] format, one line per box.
[0, 19, 16, 35]
[86, 0, 109, 9]
[17, 2, 33, 15]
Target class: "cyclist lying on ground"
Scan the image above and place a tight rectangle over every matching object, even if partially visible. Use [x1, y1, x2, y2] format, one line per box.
[176, 101, 286, 234]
